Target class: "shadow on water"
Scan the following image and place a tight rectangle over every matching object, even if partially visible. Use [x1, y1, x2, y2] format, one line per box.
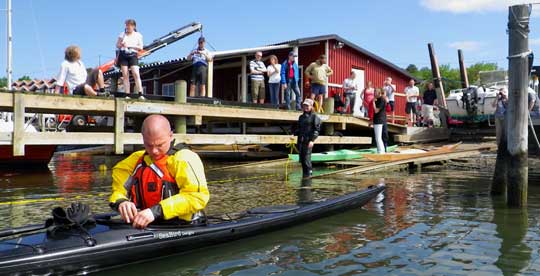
[492, 198, 532, 276]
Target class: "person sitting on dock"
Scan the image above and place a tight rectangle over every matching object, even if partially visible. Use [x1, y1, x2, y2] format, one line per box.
[250, 51, 267, 104]
[188, 36, 213, 97]
[294, 98, 321, 178]
[305, 55, 333, 112]
[280, 51, 301, 110]
[421, 82, 438, 127]
[54, 45, 107, 97]
[109, 115, 210, 229]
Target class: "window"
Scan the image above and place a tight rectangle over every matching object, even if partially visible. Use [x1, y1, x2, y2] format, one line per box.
[162, 83, 175, 97]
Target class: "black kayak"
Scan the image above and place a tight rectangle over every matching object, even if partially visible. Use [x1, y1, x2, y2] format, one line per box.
[0, 184, 384, 275]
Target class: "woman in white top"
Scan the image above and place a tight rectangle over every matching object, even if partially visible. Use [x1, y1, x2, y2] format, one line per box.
[266, 55, 281, 107]
[116, 19, 143, 99]
[54, 45, 105, 97]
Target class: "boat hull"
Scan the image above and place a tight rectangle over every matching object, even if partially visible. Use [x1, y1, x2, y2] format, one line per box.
[0, 185, 384, 275]
[0, 145, 56, 167]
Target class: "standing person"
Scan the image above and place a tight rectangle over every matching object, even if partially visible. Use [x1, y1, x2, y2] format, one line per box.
[383, 77, 396, 123]
[422, 82, 438, 127]
[529, 89, 540, 118]
[492, 88, 508, 145]
[362, 81, 375, 119]
[294, 98, 321, 178]
[55, 45, 107, 97]
[249, 51, 267, 104]
[116, 19, 144, 99]
[280, 51, 301, 110]
[404, 79, 420, 126]
[188, 37, 213, 97]
[305, 55, 333, 112]
[342, 71, 358, 114]
[372, 89, 387, 154]
[266, 55, 281, 107]
[109, 115, 210, 229]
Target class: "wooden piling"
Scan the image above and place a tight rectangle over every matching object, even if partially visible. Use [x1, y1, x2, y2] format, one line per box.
[174, 80, 187, 134]
[458, 49, 469, 89]
[492, 117, 508, 195]
[114, 98, 125, 154]
[323, 96, 335, 151]
[13, 93, 25, 156]
[428, 43, 447, 108]
[506, 4, 529, 207]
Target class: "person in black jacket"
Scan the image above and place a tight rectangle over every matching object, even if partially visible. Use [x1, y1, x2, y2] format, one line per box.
[294, 98, 321, 177]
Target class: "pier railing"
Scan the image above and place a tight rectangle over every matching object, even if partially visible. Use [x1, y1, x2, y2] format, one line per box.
[0, 91, 407, 156]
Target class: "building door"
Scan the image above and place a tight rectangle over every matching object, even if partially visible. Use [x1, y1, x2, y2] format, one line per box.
[351, 68, 365, 117]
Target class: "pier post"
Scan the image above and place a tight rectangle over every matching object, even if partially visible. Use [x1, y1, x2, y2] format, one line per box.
[492, 117, 508, 196]
[458, 49, 469, 89]
[207, 60, 214, 98]
[174, 80, 187, 134]
[428, 43, 447, 108]
[111, 76, 118, 93]
[323, 94, 335, 151]
[506, 4, 529, 207]
[114, 98, 125, 154]
[12, 93, 25, 156]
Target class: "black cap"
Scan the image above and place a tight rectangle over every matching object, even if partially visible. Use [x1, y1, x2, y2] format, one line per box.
[288, 51, 297, 57]
[198, 37, 205, 42]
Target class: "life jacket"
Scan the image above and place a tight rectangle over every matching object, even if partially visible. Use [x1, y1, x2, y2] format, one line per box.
[128, 143, 188, 209]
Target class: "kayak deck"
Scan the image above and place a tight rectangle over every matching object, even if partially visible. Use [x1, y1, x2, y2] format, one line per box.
[0, 185, 384, 275]
[289, 145, 398, 162]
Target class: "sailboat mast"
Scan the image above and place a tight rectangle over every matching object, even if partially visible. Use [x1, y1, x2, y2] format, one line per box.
[6, 0, 12, 90]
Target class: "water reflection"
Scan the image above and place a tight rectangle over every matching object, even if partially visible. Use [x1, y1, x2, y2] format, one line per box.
[493, 200, 532, 276]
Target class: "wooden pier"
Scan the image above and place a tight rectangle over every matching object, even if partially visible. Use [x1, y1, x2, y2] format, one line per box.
[0, 91, 407, 156]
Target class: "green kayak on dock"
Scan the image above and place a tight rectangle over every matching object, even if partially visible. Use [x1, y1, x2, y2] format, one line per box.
[288, 145, 398, 162]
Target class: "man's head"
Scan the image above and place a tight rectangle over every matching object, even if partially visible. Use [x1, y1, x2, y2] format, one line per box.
[198, 37, 206, 50]
[409, 79, 415, 86]
[141, 115, 173, 161]
[302, 98, 314, 112]
[288, 51, 297, 62]
[255, 51, 263, 61]
[350, 71, 356, 79]
[318, 54, 327, 65]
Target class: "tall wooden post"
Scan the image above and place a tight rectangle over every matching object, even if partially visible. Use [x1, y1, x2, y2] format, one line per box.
[506, 4, 529, 207]
[207, 60, 214, 98]
[323, 91, 335, 151]
[458, 49, 469, 88]
[241, 56, 247, 103]
[492, 117, 508, 196]
[428, 43, 447, 108]
[174, 80, 187, 134]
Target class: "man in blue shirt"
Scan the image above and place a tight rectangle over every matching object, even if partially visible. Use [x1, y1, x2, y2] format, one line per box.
[280, 52, 302, 110]
[187, 37, 213, 97]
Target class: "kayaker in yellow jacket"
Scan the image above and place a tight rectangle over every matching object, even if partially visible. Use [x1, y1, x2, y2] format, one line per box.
[109, 114, 210, 229]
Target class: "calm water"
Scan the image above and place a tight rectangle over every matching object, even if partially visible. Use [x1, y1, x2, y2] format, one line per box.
[1, 151, 540, 275]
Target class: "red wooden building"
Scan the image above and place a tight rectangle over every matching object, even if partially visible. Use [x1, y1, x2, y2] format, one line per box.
[110, 34, 414, 118]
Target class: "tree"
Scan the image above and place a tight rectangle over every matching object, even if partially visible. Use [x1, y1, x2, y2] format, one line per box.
[17, 75, 31, 81]
[406, 64, 418, 74]
[466, 62, 498, 84]
[0, 77, 6, 88]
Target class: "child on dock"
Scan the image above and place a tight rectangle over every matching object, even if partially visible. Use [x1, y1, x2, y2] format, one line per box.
[116, 19, 144, 99]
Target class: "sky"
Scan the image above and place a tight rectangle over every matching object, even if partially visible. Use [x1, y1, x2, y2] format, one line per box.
[0, 0, 539, 80]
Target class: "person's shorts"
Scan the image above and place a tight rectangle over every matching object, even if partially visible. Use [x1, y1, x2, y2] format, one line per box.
[191, 64, 208, 85]
[311, 83, 326, 95]
[86, 68, 99, 88]
[72, 84, 86, 96]
[405, 102, 417, 114]
[251, 79, 265, 101]
[118, 51, 139, 67]
[388, 101, 395, 112]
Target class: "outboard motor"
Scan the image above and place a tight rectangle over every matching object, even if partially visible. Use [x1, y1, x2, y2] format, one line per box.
[462, 87, 479, 117]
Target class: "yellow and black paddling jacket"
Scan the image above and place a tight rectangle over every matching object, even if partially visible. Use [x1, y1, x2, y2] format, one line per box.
[109, 145, 209, 222]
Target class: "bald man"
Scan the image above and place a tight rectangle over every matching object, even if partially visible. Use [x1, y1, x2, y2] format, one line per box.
[109, 115, 210, 229]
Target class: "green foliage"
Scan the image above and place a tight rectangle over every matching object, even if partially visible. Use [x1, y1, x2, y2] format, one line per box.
[406, 62, 500, 92]
[0, 77, 6, 88]
[17, 75, 31, 81]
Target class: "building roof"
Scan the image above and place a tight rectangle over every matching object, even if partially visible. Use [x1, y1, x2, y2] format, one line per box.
[105, 34, 414, 79]
[270, 34, 414, 79]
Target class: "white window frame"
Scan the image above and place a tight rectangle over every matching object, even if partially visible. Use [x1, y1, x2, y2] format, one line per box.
[162, 83, 175, 97]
